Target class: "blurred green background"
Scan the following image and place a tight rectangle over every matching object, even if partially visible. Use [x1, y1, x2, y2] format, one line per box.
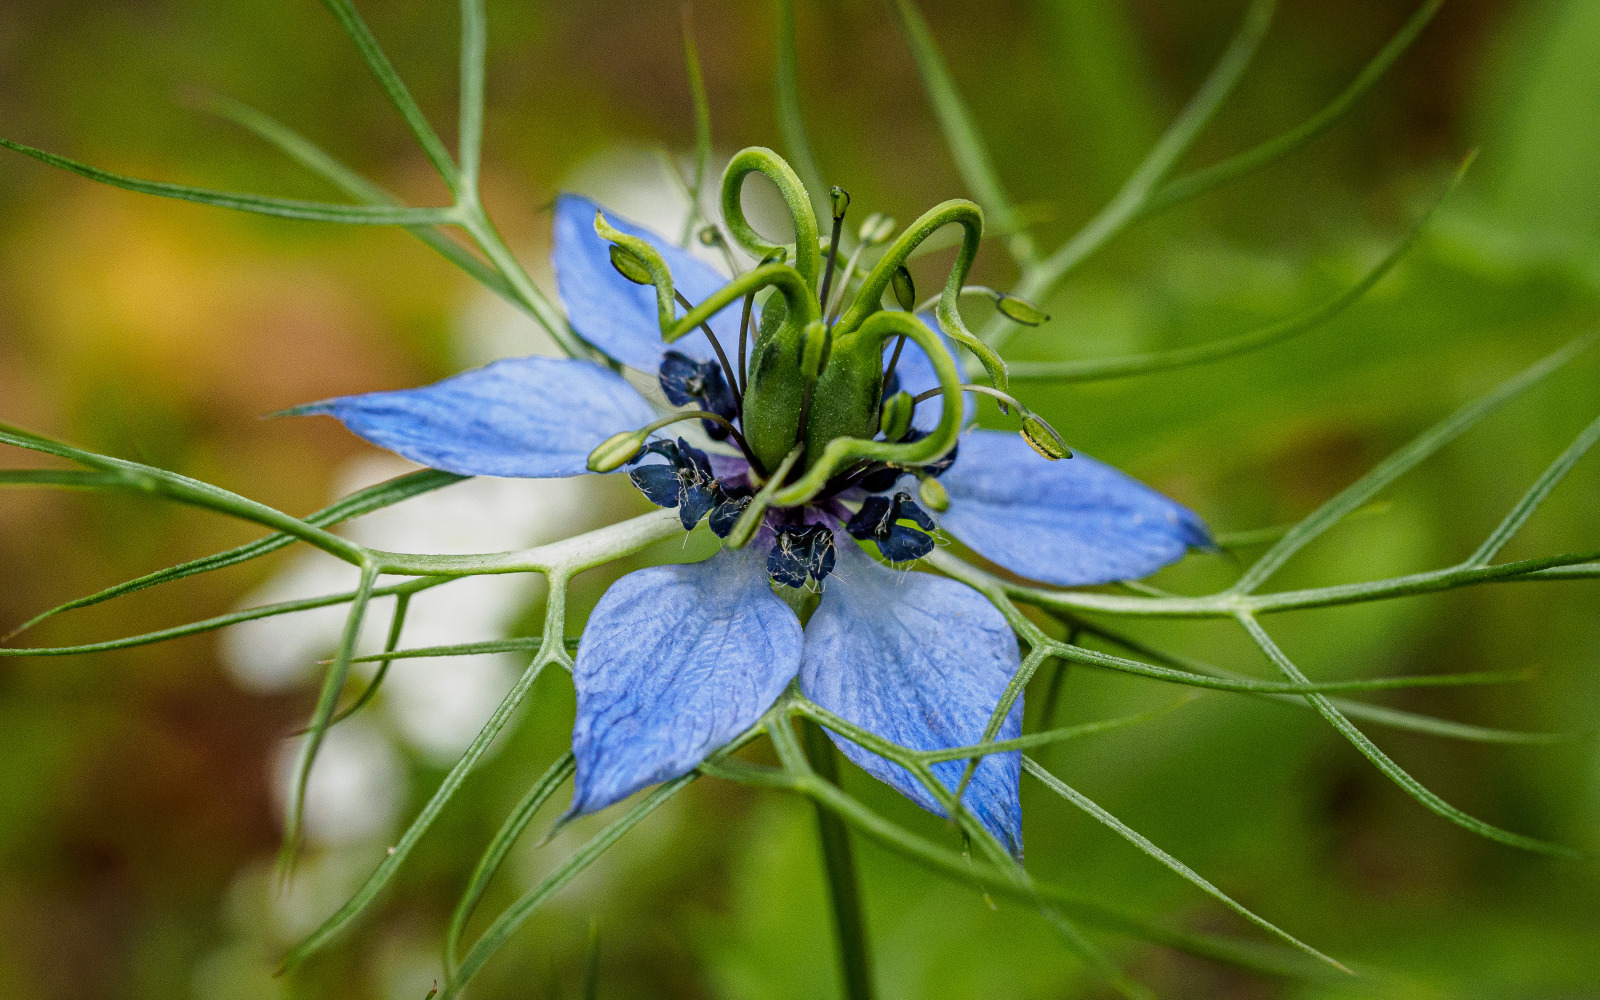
[1, 0, 1597, 997]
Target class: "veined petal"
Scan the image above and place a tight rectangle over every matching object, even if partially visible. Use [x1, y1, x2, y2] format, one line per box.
[883, 313, 973, 433]
[553, 193, 738, 371]
[940, 430, 1211, 586]
[293, 357, 655, 479]
[800, 541, 1023, 854]
[568, 547, 802, 816]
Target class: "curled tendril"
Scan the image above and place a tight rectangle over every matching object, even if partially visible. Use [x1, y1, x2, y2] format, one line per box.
[594, 209, 820, 346]
[593, 210, 678, 331]
[720, 147, 822, 290]
[664, 263, 821, 341]
[833, 199, 1008, 396]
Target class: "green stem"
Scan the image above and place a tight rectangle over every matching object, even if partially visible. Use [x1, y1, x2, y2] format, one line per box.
[802, 720, 876, 1000]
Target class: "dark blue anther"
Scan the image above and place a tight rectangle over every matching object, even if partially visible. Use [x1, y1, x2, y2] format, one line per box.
[627, 437, 721, 530]
[846, 491, 936, 562]
[708, 485, 754, 539]
[658, 350, 738, 441]
[768, 524, 837, 588]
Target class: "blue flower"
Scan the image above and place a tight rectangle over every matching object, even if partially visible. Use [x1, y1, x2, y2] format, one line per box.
[293, 193, 1210, 855]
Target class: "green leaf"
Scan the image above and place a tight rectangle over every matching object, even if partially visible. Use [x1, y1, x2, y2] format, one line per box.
[445, 774, 696, 997]
[891, 0, 1037, 266]
[993, 0, 1275, 350]
[0, 138, 458, 225]
[197, 93, 517, 302]
[279, 563, 380, 874]
[919, 696, 1197, 762]
[457, 0, 487, 190]
[315, 0, 460, 189]
[282, 654, 558, 972]
[679, 8, 714, 245]
[4, 468, 460, 642]
[1047, 634, 1520, 697]
[1010, 153, 1467, 382]
[0, 578, 444, 658]
[1023, 757, 1348, 973]
[445, 752, 576, 980]
[1238, 614, 1582, 859]
[1231, 332, 1597, 594]
[1065, 616, 1570, 746]
[773, 0, 828, 220]
[1143, 0, 1446, 216]
[0, 469, 126, 489]
[346, 636, 577, 664]
[1468, 410, 1600, 566]
[752, 760, 1336, 980]
[0, 420, 365, 563]
[308, 592, 411, 734]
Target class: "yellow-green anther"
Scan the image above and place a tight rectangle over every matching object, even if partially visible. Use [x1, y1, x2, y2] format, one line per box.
[858, 212, 896, 246]
[917, 474, 950, 512]
[1020, 413, 1072, 460]
[880, 390, 914, 442]
[996, 293, 1050, 326]
[892, 266, 916, 312]
[830, 185, 851, 221]
[609, 245, 653, 285]
[586, 430, 646, 472]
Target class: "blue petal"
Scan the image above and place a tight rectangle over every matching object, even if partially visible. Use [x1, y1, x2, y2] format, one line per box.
[568, 547, 802, 815]
[293, 356, 655, 478]
[800, 542, 1023, 854]
[882, 314, 974, 433]
[552, 193, 739, 371]
[939, 429, 1212, 586]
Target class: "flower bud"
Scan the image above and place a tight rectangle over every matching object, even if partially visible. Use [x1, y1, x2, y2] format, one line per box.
[829, 185, 851, 221]
[917, 474, 950, 512]
[995, 293, 1050, 326]
[608, 245, 653, 286]
[586, 430, 646, 472]
[891, 266, 916, 312]
[697, 225, 726, 248]
[1020, 414, 1071, 461]
[857, 212, 895, 246]
[879, 390, 914, 442]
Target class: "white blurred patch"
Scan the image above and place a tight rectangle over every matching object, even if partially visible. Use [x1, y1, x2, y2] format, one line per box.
[272, 717, 405, 848]
[223, 456, 600, 762]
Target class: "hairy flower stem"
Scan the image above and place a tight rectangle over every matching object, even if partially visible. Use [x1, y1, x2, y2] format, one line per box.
[801, 720, 877, 1000]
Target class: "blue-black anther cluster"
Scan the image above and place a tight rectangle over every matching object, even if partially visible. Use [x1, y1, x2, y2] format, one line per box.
[628, 438, 721, 530]
[658, 350, 738, 440]
[846, 490, 937, 561]
[768, 524, 837, 588]
[629, 437, 753, 534]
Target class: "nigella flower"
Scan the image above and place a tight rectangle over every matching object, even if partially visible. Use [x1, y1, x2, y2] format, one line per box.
[292, 184, 1209, 856]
